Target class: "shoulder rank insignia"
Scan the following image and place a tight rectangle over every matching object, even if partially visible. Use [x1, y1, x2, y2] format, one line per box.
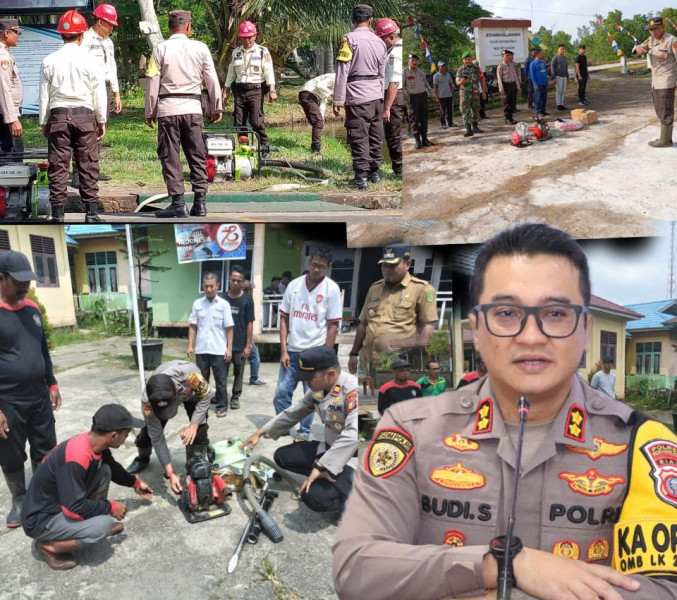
[332, 384, 342, 396]
[444, 530, 466, 547]
[345, 390, 358, 413]
[365, 428, 414, 478]
[558, 468, 625, 496]
[586, 538, 610, 562]
[553, 540, 580, 559]
[142, 402, 153, 418]
[430, 463, 486, 490]
[641, 439, 677, 509]
[472, 398, 493, 434]
[443, 433, 479, 452]
[564, 404, 586, 442]
[186, 372, 210, 399]
[337, 37, 353, 62]
[566, 437, 628, 460]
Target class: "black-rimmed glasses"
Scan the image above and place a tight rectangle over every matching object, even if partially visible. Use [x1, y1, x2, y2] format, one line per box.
[473, 303, 588, 338]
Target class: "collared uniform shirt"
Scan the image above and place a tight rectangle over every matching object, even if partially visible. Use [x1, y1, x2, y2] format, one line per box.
[263, 371, 359, 475]
[456, 64, 482, 93]
[333, 26, 386, 106]
[82, 28, 119, 92]
[384, 39, 403, 92]
[333, 376, 677, 600]
[359, 272, 438, 353]
[188, 295, 234, 355]
[39, 43, 106, 126]
[300, 73, 335, 117]
[0, 41, 22, 123]
[279, 275, 343, 352]
[638, 32, 677, 89]
[140, 360, 213, 466]
[496, 60, 521, 94]
[402, 67, 433, 100]
[145, 33, 222, 119]
[224, 43, 276, 87]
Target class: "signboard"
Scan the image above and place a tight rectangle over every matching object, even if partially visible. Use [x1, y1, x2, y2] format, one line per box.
[0, 1, 92, 14]
[13, 26, 63, 115]
[174, 224, 246, 264]
[471, 18, 531, 68]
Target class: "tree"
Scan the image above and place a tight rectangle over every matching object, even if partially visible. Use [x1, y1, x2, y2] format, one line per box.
[137, 0, 164, 48]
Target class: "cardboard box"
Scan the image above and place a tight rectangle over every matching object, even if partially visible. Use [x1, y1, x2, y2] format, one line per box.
[570, 108, 598, 125]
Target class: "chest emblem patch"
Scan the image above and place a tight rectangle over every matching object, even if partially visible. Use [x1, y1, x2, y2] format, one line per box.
[443, 530, 466, 547]
[587, 538, 610, 562]
[365, 428, 414, 478]
[443, 433, 479, 452]
[566, 437, 628, 460]
[553, 540, 580, 559]
[430, 463, 486, 490]
[641, 439, 677, 509]
[558, 468, 625, 496]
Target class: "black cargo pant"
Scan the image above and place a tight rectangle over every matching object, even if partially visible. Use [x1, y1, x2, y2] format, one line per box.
[577, 77, 588, 102]
[298, 90, 323, 147]
[134, 400, 209, 451]
[408, 92, 428, 139]
[384, 89, 403, 174]
[157, 113, 208, 197]
[233, 84, 268, 147]
[274, 441, 354, 513]
[47, 108, 100, 207]
[0, 395, 56, 475]
[196, 353, 229, 412]
[0, 113, 24, 164]
[439, 95, 453, 126]
[227, 350, 245, 403]
[652, 87, 675, 125]
[345, 98, 383, 174]
[501, 81, 518, 120]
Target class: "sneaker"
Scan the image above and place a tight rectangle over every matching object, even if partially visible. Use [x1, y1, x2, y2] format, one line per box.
[583, 100, 590, 105]
[578, 102, 586, 106]
[249, 379, 267, 386]
[440, 124, 448, 129]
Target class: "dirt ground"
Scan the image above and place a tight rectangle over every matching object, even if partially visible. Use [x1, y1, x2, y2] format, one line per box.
[402, 72, 676, 243]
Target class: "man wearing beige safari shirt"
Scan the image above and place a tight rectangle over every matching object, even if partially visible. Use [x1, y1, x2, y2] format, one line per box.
[145, 10, 222, 219]
[0, 19, 23, 163]
[334, 223, 677, 600]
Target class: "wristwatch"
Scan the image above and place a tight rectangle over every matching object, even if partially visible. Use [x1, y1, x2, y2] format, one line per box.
[312, 460, 328, 473]
[348, 351, 360, 357]
[489, 535, 523, 587]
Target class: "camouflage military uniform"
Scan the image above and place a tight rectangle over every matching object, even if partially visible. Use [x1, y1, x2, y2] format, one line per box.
[455, 64, 481, 125]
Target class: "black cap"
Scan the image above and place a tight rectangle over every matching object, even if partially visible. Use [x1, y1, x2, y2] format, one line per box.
[648, 17, 663, 27]
[271, 275, 281, 282]
[352, 4, 373, 22]
[501, 49, 514, 56]
[408, 53, 419, 60]
[92, 404, 144, 432]
[146, 374, 179, 420]
[379, 243, 411, 264]
[391, 359, 411, 369]
[293, 347, 338, 381]
[0, 19, 20, 33]
[168, 10, 192, 27]
[0, 251, 37, 281]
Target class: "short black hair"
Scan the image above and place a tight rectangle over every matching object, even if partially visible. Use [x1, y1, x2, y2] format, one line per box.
[425, 360, 440, 368]
[282, 270, 293, 278]
[230, 265, 245, 277]
[470, 223, 591, 306]
[579, 44, 586, 49]
[203, 271, 220, 283]
[310, 247, 333, 265]
[558, 44, 565, 49]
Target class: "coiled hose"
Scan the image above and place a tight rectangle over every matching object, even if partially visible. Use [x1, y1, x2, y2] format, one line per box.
[242, 453, 299, 543]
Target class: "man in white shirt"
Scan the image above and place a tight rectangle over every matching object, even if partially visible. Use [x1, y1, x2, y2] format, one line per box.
[590, 356, 616, 399]
[274, 249, 343, 441]
[39, 10, 107, 224]
[298, 73, 335, 154]
[187, 272, 234, 418]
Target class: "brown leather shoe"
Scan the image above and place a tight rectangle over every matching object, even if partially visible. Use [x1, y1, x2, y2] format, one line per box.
[109, 523, 124, 536]
[36, 540, 79, 570]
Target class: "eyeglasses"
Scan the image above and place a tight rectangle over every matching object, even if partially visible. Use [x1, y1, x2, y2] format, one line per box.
[309, 262, 329, 271]
[473, 303, 588, 338]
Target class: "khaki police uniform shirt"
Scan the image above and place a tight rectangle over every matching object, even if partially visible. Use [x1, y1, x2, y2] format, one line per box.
[359, 272, 438, 353]
[145, 33, 222, 120]
[384, 39, 403, 92]
[402, 66, 433, 100]
[333, 377, 677, 600]
[82, 28, 119, 93]
[0, 41, 21, 123]
[333, 26, 386, 107]
[639, 32, 677, 89]
[39, 43, 106, 126]
[496, 60, 521, 94]
[224, 43, 276, 88]
[263, 371, 359, 475]
[140, 360, 212, 467]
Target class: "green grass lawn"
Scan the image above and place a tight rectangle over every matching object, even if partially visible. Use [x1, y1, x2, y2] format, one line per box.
[23, 83, 401, 193]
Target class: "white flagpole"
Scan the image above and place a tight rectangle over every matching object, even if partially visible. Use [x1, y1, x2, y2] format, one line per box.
[126, 224, 146, 389]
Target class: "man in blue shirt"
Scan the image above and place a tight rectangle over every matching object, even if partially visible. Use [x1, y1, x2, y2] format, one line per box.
[529, 49, 549, 117]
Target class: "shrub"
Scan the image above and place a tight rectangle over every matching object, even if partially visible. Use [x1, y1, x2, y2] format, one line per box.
[26, 288, 54, 349]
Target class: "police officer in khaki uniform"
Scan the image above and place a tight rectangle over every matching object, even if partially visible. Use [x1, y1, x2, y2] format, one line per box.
[242, 347, 358, 515]
[39, 10, 107, 224]
[145, 10, 222, 219]
[223, 21, 277, 158]
[0, 19, 23, 164]
[334, 223, 677, 600]
[633, 17, 677, 147]
[375, 18, 403, 176]
[403, 54, 434, 149]
[497, 48, 522, 125]
[333, 4, 387, 190]
[348, 244, 438, 377]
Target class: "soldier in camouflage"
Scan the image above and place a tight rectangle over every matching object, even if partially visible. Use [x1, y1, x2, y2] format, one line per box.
[455, 50, 485, 138]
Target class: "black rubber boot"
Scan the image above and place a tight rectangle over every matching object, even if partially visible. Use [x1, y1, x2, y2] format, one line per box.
[85, 202, 104, 223]
[260, 145, 271, 159]
[414, 134, 422, 149]
[127, 446, 152, 474]
[472, 122, 484, 133]
[310, 142, 322, 155]
[367, 169, 381, 184]
[51, 205, 65, 223]
[421, 137, 434, 147]
[71, 170, 80, 189]
[463, 124, 474, 137]
[4, 470, 25, 528]
[189, 192, 207, 217]
[98, 173, 112, 182]
[156, 194, 189, 218]
[347, 171, 368, 190]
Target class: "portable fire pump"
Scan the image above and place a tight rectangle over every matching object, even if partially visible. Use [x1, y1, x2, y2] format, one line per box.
[205, 127, 260, 183]
[178, 457, 232, 524]
[0, 160, 51, 220]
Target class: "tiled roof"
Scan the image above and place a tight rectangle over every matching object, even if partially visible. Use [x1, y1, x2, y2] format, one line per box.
[65, 225, 123, 236]
[65, 235, 78, 246]
[624, 299, 677, 331]
[590, 295, 643, 319]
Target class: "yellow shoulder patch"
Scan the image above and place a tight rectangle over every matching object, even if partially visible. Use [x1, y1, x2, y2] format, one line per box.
[145, 54, 159, 78]
[337, 37, 353, 62]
